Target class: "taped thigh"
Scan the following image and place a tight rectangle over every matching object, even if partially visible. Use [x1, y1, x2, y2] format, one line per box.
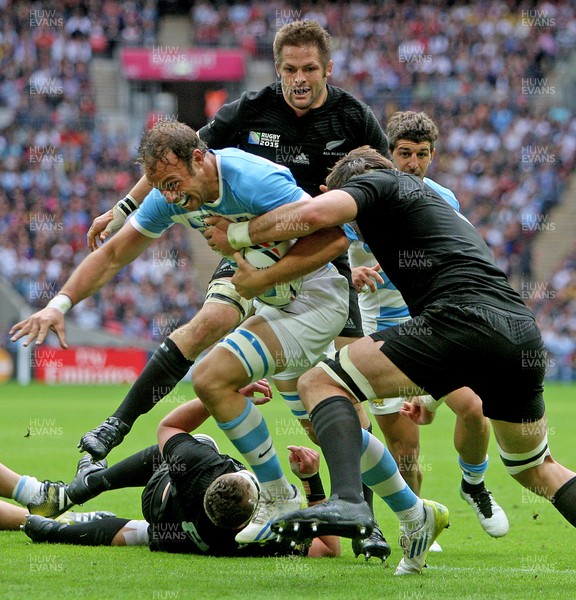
[497, 435, 550, 475]
[204, 278, 253, 323]
[216, 328, 276, 382]
[316, 345, 377, 402]
[367, 397, 403, 415]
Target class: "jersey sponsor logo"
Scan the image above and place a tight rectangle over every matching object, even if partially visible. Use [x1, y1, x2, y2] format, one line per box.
[248, 131, 280, 148]
[324, 139, 346, 151]
[292, 152, 310, 165]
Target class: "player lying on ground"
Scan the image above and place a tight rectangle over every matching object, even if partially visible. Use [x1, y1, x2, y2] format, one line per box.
[23, 389, 449, 572]
[21, 381, 339, 557]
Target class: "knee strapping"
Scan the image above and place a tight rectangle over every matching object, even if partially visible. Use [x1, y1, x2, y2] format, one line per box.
[316, 346, 377, 402]
[498, 435, 550, 475]
[122, 519, 150, 546]
[216, 328, 276, 381]
[205, 279, 253, 322]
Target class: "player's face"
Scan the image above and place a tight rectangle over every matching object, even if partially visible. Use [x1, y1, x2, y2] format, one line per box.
[146, 150, 219, 210]
[276, 45, 333, 116]
[391, 140, 435, 179]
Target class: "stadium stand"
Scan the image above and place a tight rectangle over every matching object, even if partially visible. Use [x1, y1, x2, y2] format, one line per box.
[0, 0, 203, 346]
[1, 0, 575, 377]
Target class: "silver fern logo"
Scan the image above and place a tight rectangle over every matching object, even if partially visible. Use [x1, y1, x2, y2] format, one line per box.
[325, 139, 346, 151]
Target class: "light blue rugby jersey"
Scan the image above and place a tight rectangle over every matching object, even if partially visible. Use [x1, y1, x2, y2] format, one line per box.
[347, 176, 461, 329]
[131, 148, 307, 238]
[423, 176, 460, 212]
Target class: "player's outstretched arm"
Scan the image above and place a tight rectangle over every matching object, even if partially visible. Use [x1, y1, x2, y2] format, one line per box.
[10, 225, 154, 348]
[87, 175, 153, 251]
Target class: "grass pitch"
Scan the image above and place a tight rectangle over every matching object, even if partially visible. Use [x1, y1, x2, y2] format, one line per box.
[1, 381, 575, 599]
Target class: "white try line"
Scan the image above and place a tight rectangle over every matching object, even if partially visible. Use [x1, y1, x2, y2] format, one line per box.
[427, 565, 575, 576]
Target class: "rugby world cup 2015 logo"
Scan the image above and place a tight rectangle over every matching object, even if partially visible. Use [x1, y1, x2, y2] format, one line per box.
[248, 131, 280, 148]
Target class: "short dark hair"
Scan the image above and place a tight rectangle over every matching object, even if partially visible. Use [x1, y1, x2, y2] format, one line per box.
[386, 111, 438, 151]
[273, 20, 332, 68]
[326, 146, 394, 190]
[137, 120, 207, 176]
[204, 473, 258, 529]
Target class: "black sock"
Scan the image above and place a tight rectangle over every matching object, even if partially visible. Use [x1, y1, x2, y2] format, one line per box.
[362, 422, 374, 511]
[551, 475, 576, 526]
[86, 445, 162, 496]
[112, 338, 193, 427]
[461, 480, 486, 495]
[49, 518, 130, 546]
[309, 396, 364, 503]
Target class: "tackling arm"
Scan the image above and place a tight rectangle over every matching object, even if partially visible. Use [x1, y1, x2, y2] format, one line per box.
[229, 227, 349, 300]
[242, 190, 358, 247]
[205, 190, 359, 255]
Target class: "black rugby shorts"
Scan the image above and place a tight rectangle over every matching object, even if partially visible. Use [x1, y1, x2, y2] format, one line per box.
[371, 303, 545, 422]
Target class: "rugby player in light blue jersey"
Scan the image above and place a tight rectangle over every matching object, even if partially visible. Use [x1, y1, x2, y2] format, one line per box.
[11, 120, 351, 545]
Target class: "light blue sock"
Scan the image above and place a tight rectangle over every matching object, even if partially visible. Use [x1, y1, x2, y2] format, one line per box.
[459, 455, 488, 486]
[360, 429, 423, 522]
[279, 390, 308, 420]
[217, 398, 290, 495]
[12, 475, 42, 505]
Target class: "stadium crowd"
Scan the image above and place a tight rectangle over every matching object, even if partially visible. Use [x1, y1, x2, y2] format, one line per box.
[0, 0, 203, 342]
[1, 0, 575, 377]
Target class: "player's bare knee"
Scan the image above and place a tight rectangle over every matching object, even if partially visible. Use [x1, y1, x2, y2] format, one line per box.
[191, 360, 222, 402]
[446, 390, 485, 425]
[169, 305, 240, 360]
[296, 368, 321, 399]
[455, 403, 487, 427]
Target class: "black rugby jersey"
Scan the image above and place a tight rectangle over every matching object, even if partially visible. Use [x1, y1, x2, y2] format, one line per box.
[145, 433, 310, 557]
[342, 170, 533, 319]
[199, 83, 389, 197]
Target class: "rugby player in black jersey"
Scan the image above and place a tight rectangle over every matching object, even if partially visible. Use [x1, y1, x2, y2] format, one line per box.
[22, 385, 339, 559]
[204, 146, 576, 573]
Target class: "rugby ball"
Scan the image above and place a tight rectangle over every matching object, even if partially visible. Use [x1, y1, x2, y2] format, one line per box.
[240, 241, 303, 308]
